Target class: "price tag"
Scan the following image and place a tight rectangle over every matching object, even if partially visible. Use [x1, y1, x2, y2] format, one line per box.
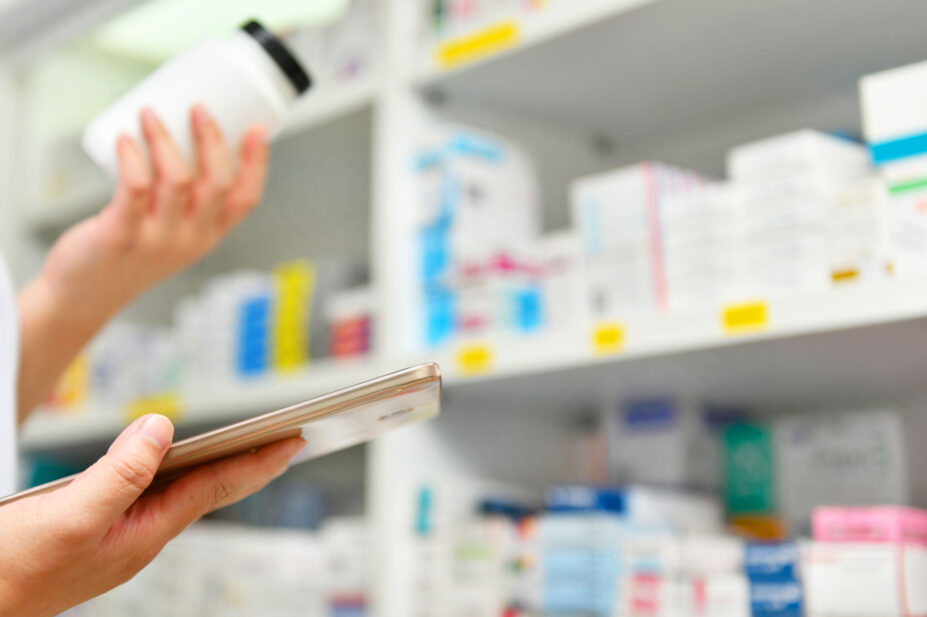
[592, 323, 625, 355]
[457, 344, 494, 376]
[722, 301, 769, 334]
[124, 394, 184, 424]
[436, 21, 520, 69]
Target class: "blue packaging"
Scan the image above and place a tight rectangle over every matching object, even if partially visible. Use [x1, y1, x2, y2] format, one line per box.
[543, 548, 620, 580]
[545, 485, 628, 513]
[543, 581, 615, 616]
[236, 295, 270, 376]
[749, 580, 802, 617]
[744, 542, 800, 581]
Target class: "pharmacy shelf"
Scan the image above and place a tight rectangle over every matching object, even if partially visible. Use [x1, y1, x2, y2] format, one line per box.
[424, 277, 927, 411]
[21, 277, 927, 452]
[280, 76, 377, 139]
[417, 0, 927, 154]
[19, 357, 396, 452]
[414, 0, 655, 84]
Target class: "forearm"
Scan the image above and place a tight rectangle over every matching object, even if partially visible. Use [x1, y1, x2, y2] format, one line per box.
[16, 275, 111, 425]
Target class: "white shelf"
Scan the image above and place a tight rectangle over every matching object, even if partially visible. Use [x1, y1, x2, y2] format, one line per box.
[22, 277, 927, 450]
[426, 277, 927, 411]
[415, 0, 656, 84]
[416, 0, 927, 155]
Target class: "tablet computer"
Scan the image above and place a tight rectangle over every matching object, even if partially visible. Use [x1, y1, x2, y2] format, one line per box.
[0, 362, 441, 506]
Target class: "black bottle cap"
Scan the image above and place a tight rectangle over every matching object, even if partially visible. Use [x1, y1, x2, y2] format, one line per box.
[241, 19, 312, 95]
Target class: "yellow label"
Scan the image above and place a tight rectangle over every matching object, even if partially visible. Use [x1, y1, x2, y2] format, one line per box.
[437, 21, 520, 69]
[592, 323, 625, 355]
[124, 394, 183, 424]
[722, 301, 769, 334]
[831, 268, 860, 283]
[457, 344, 494, 376]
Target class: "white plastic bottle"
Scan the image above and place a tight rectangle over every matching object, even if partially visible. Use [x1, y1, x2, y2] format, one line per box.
[83, 20, 311, 177]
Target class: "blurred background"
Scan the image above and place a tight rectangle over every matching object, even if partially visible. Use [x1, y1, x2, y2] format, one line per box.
[3, 0, 927, 615]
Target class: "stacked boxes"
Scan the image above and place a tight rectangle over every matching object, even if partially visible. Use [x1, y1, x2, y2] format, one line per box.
[571, 162, 711, 319]
[862, 59, 927, 276]
[272, 260, 316, 371]
[662, 184, 742, 311]
[326, 286, 374, 359]
[728, 130, 879, 296]
[539, 485, 723, 616]
[415, 125, 540, 346]
[774, 411, 909, 533]
[744, 543, 803, 617]
[177, 272, 270, 383]
[721, 411, 910, 537]
[805, 506, 927, 617]
[607, 398, 737, 492]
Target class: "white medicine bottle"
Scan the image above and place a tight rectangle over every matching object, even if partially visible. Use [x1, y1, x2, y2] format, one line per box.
[83, 20, 312, 176]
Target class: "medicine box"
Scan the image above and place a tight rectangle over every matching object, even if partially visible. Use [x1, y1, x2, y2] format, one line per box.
[803, 542, 927, 617]
[862, 59, 927, 149]
[774, 410, 909, 533]
[744, 542, 802, 581]
[544, 484, 722, 534]
[750, 579, 803, 617]
[570, 161, 710, 317]
[727, 130, 870, 183]
[812, 506, 927, 546]
[607, 397, 725, 492]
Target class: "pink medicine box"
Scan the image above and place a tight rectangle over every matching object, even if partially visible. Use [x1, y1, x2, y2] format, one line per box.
[813, 506, 927, 545]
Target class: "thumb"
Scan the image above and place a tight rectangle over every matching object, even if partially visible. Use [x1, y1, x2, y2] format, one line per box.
[60, 414, 174, 525]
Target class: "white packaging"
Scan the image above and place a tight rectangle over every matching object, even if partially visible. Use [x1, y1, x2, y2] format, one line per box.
[83, 20, 311, 176]
[620, 529, 681, 573]
[727, 130, 871, 183]
[537, 230, 587, 330]
[886, 187, 927, 276]
[686, 574, 751, 617]
[775, 410, 910, 532]
[624, 486, 723, 535]
[679, 535, 745, 576]
[606, 398, 723, 492]
[804, 542, 927, 617]
[862, 59, 927, 144]
[662, 184, 744, 310]
[571, 162, 711, 317]
[617, 573, 687, 617]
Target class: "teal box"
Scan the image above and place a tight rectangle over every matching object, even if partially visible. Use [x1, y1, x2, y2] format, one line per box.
[723, 423, 775, 514]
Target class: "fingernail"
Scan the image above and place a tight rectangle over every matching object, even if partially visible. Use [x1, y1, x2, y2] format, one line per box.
[139, 414, 173, 452]
[141, 107, 155, 124]
[289, 437, 307, 455]
[193, 104, 209, 123]
[250, 125, 268, 143]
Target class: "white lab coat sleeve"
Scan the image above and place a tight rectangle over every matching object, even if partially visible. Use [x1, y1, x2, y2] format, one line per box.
[0, 256, 18, 496]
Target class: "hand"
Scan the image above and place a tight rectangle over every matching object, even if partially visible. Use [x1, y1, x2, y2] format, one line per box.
[35, 105, 269, 332]
[0, 414, 306, 617]
[16, 106, 270, 420]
